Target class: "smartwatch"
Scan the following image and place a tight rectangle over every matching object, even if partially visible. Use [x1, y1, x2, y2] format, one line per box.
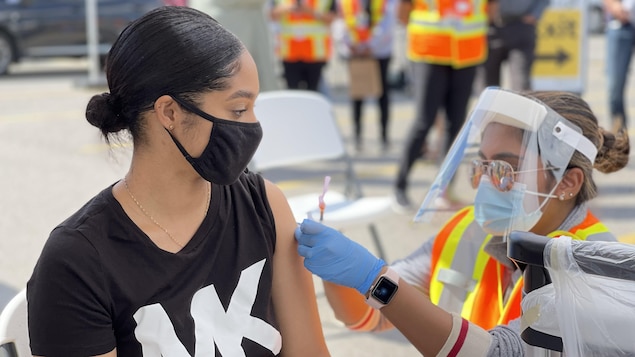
[365, 267, 399, 309]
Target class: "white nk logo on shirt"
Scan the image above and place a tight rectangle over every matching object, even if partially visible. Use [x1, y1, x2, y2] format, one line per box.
[133, 259, 282, 356]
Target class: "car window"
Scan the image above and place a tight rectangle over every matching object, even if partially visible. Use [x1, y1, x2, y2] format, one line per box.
[34, 0, 77, 4]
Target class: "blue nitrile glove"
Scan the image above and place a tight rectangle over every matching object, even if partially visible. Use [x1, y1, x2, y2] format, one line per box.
[294, 219, 386, 295]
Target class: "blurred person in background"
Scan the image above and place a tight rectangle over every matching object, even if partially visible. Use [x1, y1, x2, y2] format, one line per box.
[189, 0, 281, 92]
[393, 0, 489, 212]
[269, 0, 337, 91]
[604, 0, 635, 133]
[336, 0, 398, 152]
[480, 0, 550, 91]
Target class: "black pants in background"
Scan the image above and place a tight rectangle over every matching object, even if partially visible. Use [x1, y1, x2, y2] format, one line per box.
[483, 21, 536, 91]
[395, 62, 477, 192]
[282, 61, 326, 91]
[352, 57, 391, 145]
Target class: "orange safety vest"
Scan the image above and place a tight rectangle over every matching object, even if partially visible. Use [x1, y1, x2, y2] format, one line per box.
[339, 0, 387, 44]
[407, 0, 488, 68]
[276, 0, 334, 62]
[429, 206, 614, 330]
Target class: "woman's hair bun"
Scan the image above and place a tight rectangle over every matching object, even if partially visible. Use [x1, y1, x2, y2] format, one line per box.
[593, 127, 630, 174]
[85, 92, 128, 134]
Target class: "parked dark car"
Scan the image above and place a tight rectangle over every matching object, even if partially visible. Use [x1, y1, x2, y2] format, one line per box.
[0, 0, 167, 74]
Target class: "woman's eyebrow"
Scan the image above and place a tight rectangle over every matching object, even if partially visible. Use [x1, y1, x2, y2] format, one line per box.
[491, 152, 520, 161]
[476, 151, 520, 161]
[227, 90, 255, 100]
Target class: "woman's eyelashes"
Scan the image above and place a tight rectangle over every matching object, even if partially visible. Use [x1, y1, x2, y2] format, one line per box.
[232, 108, 248, 118]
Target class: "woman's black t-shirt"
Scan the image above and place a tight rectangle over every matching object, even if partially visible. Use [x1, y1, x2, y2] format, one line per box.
[27, 171, 280, 357]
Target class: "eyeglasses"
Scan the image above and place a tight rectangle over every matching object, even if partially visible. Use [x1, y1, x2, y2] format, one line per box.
[469, 159, 555, 192]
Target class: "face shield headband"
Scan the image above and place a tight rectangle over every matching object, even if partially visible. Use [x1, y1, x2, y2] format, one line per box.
[414, 88, 597, 225]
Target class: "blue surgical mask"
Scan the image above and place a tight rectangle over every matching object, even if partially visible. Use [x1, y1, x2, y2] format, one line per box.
[473, 176, 544, 235]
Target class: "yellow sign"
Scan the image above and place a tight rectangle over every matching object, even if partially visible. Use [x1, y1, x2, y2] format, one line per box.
[532, 9, 581, 77]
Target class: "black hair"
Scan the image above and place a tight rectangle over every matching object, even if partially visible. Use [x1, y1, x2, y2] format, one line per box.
[85, 6, 245, 143]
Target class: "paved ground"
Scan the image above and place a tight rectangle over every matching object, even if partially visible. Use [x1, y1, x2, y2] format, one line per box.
[1, 34, 634, 355]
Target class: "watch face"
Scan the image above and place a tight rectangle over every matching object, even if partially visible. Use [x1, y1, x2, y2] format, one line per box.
[372, 277, 398, 304]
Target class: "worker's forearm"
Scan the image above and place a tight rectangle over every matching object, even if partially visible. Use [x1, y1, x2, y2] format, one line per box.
[379, 279, 491, 356]
[381, 280, 453, 355]
[397, 1, 412, 25]
[323, 281, 370, 325]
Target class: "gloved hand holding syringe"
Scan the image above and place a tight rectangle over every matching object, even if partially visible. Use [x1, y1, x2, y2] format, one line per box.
[296, 174, 386, 297]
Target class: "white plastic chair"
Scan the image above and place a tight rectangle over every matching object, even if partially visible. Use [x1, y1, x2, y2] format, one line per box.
[250, 90, 394, 259]
[0, 289, 28, 357]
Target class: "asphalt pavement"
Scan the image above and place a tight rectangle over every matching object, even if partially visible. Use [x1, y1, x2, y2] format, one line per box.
[1, 34, 634, 356]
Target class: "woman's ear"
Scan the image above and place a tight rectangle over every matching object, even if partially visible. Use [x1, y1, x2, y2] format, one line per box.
[153, 95, 183, 131]
[557, 167, 584, 199]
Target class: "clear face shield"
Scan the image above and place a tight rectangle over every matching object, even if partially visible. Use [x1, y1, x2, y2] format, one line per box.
[414, 88, 597, 239]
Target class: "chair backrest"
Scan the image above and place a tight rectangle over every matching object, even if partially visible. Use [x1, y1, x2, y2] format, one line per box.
[0, 290, 28, 357]
[251, 90, 361, 197]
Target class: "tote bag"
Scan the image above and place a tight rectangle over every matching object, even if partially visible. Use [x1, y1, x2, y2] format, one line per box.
[348, 57, 383, 99]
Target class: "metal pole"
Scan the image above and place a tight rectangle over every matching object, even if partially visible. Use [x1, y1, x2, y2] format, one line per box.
[85, 0, 102, 85]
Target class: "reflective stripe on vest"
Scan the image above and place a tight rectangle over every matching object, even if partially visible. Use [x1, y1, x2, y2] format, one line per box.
[429, 207, 492, 324]
[407, 0, 487, 68]
[429, 207, 613, 330]
[340, 0, 386, 44]
[277, 0, 333, 61]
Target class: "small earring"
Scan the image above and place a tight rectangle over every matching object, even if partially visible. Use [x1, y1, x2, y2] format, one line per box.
[569, 192, 574, 197]
[168, 124, 174, 130]
[559, 192, 565, 201]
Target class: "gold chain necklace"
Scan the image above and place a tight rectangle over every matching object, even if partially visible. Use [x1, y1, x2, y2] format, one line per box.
[123, 177, 210, 248]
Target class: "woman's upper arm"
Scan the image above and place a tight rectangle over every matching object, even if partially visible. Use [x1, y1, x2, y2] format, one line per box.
[94, 349, 117, 357]
[264, 180, 330, 356]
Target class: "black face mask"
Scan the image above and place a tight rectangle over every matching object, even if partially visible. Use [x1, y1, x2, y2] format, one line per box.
[167, 95, 263, 185]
